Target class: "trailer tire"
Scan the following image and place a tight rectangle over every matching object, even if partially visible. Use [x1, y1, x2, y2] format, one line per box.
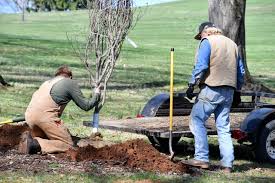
[255, 120, 275, 164]
[147, 136, 181, 150]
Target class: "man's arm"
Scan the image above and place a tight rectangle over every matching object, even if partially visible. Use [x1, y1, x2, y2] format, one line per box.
[0, 74, 10, 86]
[68, 81, 100, 111]
[237, 56, 245, 91]
[232, 56, 245, 107]
[186, 39, 211, 99]
[189, 39, 211, 86]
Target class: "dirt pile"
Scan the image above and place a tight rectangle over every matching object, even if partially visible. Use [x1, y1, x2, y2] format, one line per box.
[67, 139, 187, 173]
[0, 123, 30, 150]
[0, 124, 188, 174]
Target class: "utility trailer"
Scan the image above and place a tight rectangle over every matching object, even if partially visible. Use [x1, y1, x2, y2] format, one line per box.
[84, 91, 275, 164]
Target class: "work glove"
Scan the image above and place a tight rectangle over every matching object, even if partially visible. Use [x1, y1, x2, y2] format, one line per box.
[186, 84, 195, 100]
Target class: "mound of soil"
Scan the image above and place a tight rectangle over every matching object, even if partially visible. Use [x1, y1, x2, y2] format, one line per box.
[0, 123, 30, 150]
[0, 124, 188, 174]
[67, 139, 187, 173]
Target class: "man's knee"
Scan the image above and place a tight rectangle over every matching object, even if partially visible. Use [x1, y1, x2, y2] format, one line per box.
[31, 125, 48, 138]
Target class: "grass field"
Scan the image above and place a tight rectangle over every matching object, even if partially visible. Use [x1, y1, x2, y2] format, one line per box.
[0, 0, 275, 182]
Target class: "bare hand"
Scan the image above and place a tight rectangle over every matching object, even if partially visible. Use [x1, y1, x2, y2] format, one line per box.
[95, 86, 101, 94]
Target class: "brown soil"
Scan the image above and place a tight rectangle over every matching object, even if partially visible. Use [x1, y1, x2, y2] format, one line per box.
[0, 123, 30, 150]
[67, 139, 187, 173]
[113, 180, 156, 183]
[0, 124, 188, 174]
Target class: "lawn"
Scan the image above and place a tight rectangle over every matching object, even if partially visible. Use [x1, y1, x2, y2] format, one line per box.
[0, 0, 275, 182]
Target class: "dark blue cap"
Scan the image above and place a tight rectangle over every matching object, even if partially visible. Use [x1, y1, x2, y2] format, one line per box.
[194, 22, 216, 40]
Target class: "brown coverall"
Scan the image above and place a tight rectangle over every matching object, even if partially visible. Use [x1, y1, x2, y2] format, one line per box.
[25, 76, 73, 153]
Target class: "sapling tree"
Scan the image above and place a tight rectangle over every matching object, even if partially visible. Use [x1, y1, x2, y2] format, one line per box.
[71, 0, 138, 132]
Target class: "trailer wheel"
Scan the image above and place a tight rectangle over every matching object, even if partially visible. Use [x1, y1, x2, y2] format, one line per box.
[256, 120, 275, 164]
[147, 136, 181, 150]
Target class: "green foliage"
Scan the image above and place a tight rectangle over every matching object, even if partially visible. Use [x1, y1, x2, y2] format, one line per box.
[31, 0, 86, 11]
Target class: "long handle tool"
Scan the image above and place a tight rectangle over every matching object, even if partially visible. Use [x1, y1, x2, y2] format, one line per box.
[0, 116, 25, 125]
[169, 48, 175, 160]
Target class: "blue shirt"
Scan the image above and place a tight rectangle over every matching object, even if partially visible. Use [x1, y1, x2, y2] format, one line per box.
[189, 39, 245, 90]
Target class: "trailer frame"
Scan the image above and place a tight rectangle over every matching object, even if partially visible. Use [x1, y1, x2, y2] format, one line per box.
[83, 91, 275, 163]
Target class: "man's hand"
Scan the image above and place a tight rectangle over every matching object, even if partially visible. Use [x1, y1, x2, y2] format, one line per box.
[94, 86, 101, 94]
[186, 84, 195, 100]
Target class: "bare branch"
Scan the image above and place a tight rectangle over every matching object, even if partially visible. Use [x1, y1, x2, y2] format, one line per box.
[70, 0, 143, 108]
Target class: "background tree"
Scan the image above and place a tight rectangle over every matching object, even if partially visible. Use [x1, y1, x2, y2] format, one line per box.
[32, 0, 53, 11]
[208, 0, 273, 92]
[71, 0, 138, 132]
[3, 0, 29, 21]
[31, 0, 86, 11]
[13, 0, 29, 21]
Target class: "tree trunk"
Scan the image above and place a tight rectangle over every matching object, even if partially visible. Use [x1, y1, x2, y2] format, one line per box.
[0, 74, 10, 86]
[208, 0, 273, 92]
[22, 5, 25, 22]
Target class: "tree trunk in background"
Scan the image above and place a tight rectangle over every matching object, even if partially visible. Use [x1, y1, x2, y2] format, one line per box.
[208, 0, 273, 92]
[0, 75, 10, 86]
[22, 3, 25, 22]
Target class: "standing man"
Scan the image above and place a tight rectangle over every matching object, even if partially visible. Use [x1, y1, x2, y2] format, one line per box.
[183, 22, 245, 173]
[19, 65, 101, 154]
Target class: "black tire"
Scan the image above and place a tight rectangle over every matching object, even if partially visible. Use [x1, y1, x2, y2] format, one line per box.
[147, 135, 181, 150]
[255, 119, 275, 164]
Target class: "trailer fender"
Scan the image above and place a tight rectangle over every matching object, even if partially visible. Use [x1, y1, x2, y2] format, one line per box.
[141, 93, 169, 117]
[240, 108, 275, 142]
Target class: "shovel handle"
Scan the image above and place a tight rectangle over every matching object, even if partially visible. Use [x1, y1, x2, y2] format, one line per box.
[169, 48, 175, 160]
[169, 48, 174, 130]
[0, 119, 13, 125]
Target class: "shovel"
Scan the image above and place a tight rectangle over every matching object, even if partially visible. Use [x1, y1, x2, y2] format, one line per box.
[0, 116, 25, 125]
[169, 48, 175, 160]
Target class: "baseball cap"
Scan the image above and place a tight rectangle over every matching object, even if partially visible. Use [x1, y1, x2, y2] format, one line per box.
[194, 22, 216, 40]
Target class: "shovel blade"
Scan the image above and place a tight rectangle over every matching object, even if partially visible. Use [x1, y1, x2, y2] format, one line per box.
[169, 130, 175, 160]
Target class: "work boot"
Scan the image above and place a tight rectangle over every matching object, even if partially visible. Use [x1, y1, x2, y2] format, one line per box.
[181, 159, 209, 169]
[18, 131, 41, 154]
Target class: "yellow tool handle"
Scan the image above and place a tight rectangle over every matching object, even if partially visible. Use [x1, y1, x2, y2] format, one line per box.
[0, 119, 13, 125]
[169, 48, 174, 131]
[0, 116, 25, 125]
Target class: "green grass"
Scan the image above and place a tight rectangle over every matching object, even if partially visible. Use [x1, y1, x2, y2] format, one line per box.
[0, 159, 274, 183]
[0, 0, 275, 182]
[0, 172, 179, 183]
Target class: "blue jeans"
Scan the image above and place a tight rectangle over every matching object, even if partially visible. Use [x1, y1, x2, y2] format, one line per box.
[189, 85, 234, 168]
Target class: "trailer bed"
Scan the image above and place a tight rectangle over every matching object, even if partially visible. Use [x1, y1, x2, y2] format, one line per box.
[84, 92, 275, 138]
[84, 114, 247, 138]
